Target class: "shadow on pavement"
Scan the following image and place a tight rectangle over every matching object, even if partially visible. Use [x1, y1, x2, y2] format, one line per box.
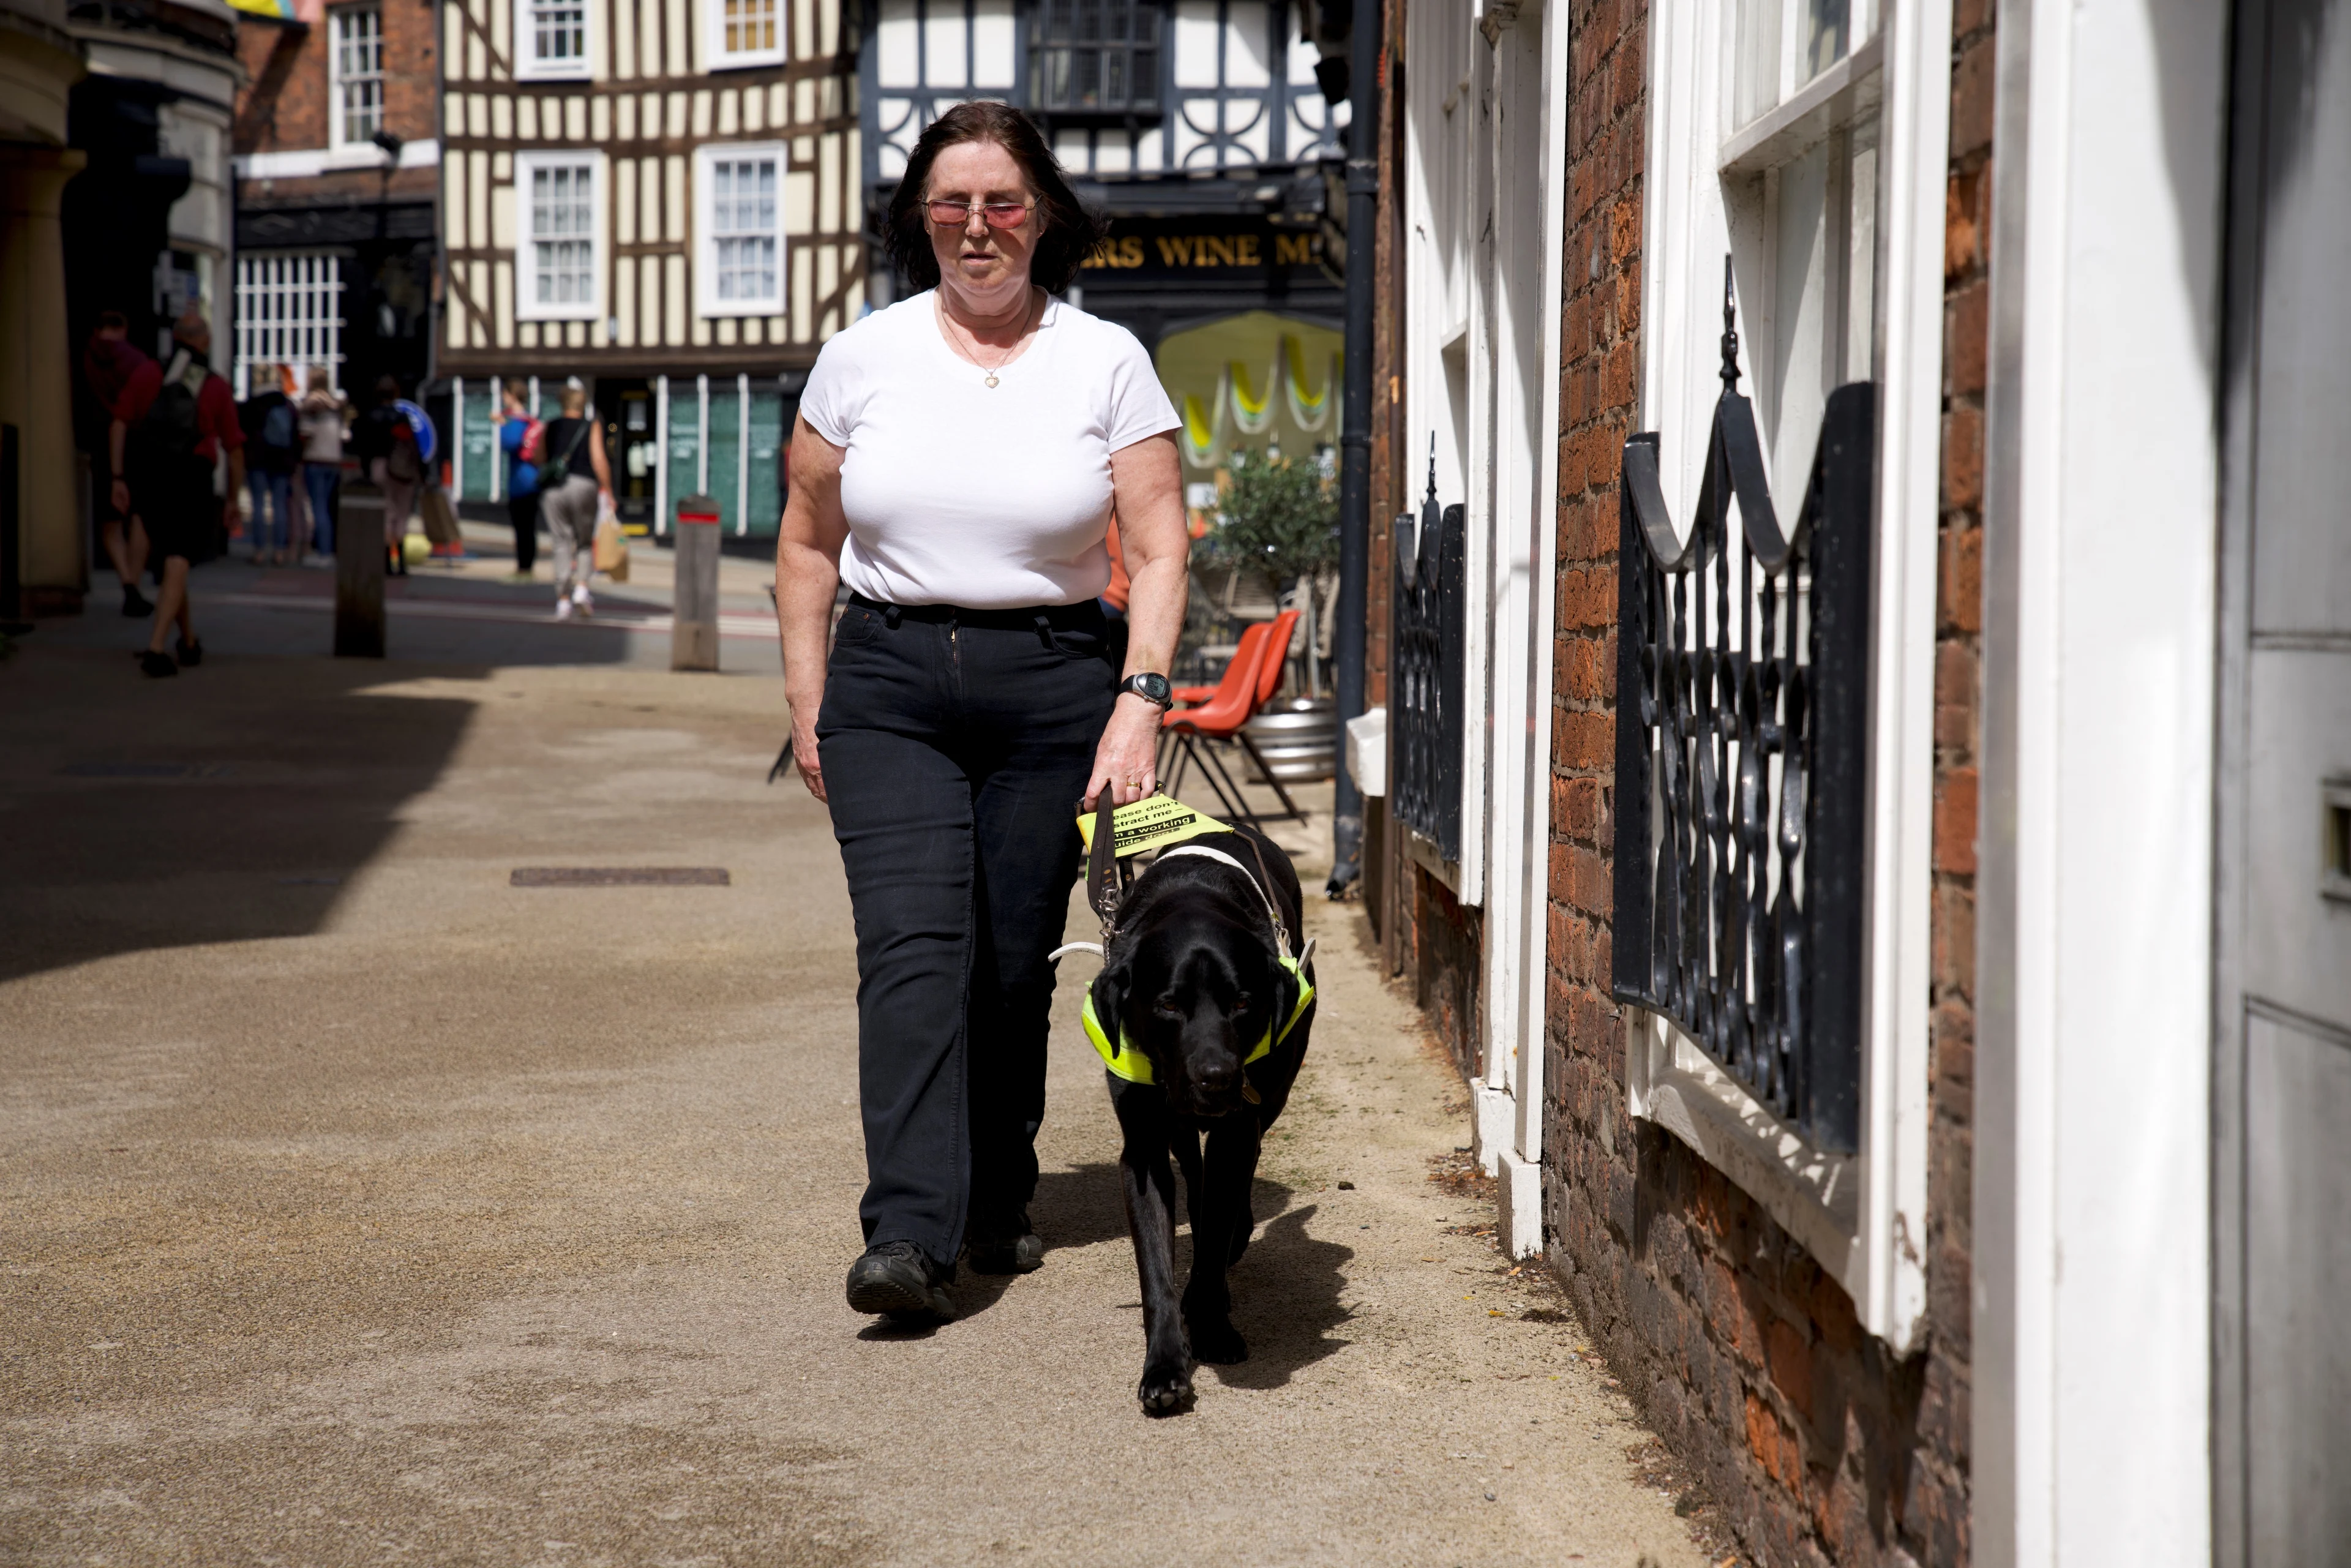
[1217, 1204, 1355, 1389]
[0, 643, 481, 985]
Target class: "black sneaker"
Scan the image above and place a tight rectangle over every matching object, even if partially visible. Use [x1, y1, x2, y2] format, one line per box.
[966, 1214, 1046, 1276]
[137, 649, 177, 678]
[175, 637, 203, 668]
[121, 583, 153, 617]
[845, 1241, 956, 1321]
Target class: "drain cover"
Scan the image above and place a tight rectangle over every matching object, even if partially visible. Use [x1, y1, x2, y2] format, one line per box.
[59, 762, 232, 779]
[509, 867, 730, 887]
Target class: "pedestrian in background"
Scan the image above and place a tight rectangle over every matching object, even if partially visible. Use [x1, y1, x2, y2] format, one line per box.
[354, 375, 419, 576]
[239, 364, 299, 566]
[111, 311, 243, 678]
[494, 378, 542, 580]
[538, 380, 610, 620]
[82, 310, 154, 616]
[298, 367, 344, 563]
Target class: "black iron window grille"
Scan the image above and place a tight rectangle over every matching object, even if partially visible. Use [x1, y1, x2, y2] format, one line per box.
[1391, 443, 1466, 863]
[1611, 263, 1875, 1153]
[1030, 0, 1162, 115]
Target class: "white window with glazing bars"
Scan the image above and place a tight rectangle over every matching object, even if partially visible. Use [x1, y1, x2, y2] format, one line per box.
[232, 252, 343, 399]
[329, 5, 384, 148]
[709, 0, 784, 66]
[696, 143, 785, 317]
[519, 0, 590, 77]
[516, 150, 604, 320]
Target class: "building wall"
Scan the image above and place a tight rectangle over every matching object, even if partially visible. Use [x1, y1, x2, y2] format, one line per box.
[0, 0, 88, 612]
[1534, 0, 1981, 1562]
[234, 0, 439, 170]
[437, 0, 862, 377]
[231, 0, 440, 397]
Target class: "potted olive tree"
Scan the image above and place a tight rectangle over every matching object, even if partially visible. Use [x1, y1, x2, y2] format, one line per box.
[1202, 446, 1339, 696]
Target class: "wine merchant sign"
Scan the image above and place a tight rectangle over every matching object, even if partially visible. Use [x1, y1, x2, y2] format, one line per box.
[1081, 221, 1328, 281]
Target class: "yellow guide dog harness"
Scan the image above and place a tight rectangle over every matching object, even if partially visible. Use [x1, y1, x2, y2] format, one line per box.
[1052, 844, 1317, 1089]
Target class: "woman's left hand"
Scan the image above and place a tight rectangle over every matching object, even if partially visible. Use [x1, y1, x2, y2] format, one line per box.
[1082, 693, 1162, 809]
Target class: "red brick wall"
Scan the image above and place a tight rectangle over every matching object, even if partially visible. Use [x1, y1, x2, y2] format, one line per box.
[1536, 0, 1983, 1561]
[234, 0, 439, 172]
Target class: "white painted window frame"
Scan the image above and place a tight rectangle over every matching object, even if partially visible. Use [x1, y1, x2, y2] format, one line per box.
[706, 0, 788, 70]
[231, 250, 343, 399]
[1625, 0, 1949, 1348]
[1397, 0, 1476, 893]
[515, 149, 606, 323]
[515, 0, 594, 81]
[694, 141, 789, 318]
[1395, 0, 1573, 1262]
[328, 2, 385, 149]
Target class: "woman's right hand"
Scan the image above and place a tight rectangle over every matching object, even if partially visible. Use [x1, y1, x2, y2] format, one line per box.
[776, 415, 850, 808]
[790, 707, 825, 801]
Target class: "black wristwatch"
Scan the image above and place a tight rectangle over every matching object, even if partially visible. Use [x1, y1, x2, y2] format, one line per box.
[1118, 672, 1174, 709]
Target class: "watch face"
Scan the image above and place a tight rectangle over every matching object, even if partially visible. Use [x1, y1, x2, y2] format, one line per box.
[1129, 673, 1172, 702]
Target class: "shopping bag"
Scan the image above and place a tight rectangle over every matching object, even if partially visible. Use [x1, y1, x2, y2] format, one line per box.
[420, 484, 463, 549]
[592, 493, 630, 581]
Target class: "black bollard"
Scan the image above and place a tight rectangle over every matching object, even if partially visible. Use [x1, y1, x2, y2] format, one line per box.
[335, 476, 385, 658]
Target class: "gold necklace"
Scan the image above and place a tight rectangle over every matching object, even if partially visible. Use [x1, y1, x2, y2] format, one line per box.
[942, 293, 1036, 389]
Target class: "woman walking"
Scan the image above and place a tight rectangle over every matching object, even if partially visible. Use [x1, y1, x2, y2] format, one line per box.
[493, 380, 541, 579]
[776, 102, 1188, 1321]
[297, 368, 345, 562]
[538, 381, 610, 618]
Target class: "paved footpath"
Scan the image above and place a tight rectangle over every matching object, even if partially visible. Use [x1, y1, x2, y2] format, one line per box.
[0, 613, 1712, 1567]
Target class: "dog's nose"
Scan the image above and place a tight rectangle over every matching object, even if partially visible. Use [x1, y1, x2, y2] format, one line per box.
[1196, 1062, 1240, 1095]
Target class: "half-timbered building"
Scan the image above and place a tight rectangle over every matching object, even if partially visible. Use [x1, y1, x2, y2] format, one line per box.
[436, 0, 862, 535]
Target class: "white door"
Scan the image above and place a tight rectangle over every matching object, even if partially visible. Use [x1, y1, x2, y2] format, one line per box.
[2214, 0, 2351, 1561]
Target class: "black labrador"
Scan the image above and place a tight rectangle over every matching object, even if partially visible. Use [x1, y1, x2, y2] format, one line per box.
[1082, 822, 1316, 1414]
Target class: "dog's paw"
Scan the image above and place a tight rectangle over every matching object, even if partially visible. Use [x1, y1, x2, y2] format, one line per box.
[1137, 1357, 1194, 1416]
[1186, 1315, 1249, 1365]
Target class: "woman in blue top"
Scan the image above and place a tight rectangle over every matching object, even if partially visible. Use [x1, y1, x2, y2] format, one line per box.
[493, 379, 541, 578]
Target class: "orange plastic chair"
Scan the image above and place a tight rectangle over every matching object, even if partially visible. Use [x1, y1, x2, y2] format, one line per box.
[1161, 609, 1307, 826]
[1169, 621, 1270, 713]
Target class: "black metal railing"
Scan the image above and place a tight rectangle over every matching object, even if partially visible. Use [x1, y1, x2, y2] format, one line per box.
[1610, 265, 1875, 1152]
[1392, 444, 1466, 862]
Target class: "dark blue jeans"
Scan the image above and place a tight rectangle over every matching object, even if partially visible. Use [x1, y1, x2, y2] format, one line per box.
[817, 593, 1117, 1269]
[301, 463, 339, 555]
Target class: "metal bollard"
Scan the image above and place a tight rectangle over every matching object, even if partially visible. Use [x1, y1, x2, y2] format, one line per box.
[670, 493, 721, 672]
[335, 477, 386, 658]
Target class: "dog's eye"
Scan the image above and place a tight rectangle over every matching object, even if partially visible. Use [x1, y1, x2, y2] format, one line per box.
[1233, 993, 1253, 1014]
[1153, 994, 1182, 1018]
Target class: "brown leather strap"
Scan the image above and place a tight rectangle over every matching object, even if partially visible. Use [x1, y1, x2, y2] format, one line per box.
[1087, 795, 1121, 937]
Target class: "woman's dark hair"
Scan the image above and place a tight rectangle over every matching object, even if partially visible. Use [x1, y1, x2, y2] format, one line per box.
[885, 102, 1106, 296]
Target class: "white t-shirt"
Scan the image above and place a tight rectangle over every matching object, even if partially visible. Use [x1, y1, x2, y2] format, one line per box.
[799, 290, 1179, 609]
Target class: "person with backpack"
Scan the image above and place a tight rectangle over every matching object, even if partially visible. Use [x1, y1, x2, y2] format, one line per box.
[493, 379, 542, 578]
[538, 379, 612, 620]
[109, 311, 243, 678]
[353, 375, 421, 576]
[239, 364, 300, 566]
[83, 310, 156, 616]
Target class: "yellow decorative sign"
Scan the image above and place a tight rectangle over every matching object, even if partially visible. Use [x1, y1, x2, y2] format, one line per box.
[1075, 795, 1230, 860]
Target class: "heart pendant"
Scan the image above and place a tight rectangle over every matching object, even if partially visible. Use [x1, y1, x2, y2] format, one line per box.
[984, 372, 1000, 388]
